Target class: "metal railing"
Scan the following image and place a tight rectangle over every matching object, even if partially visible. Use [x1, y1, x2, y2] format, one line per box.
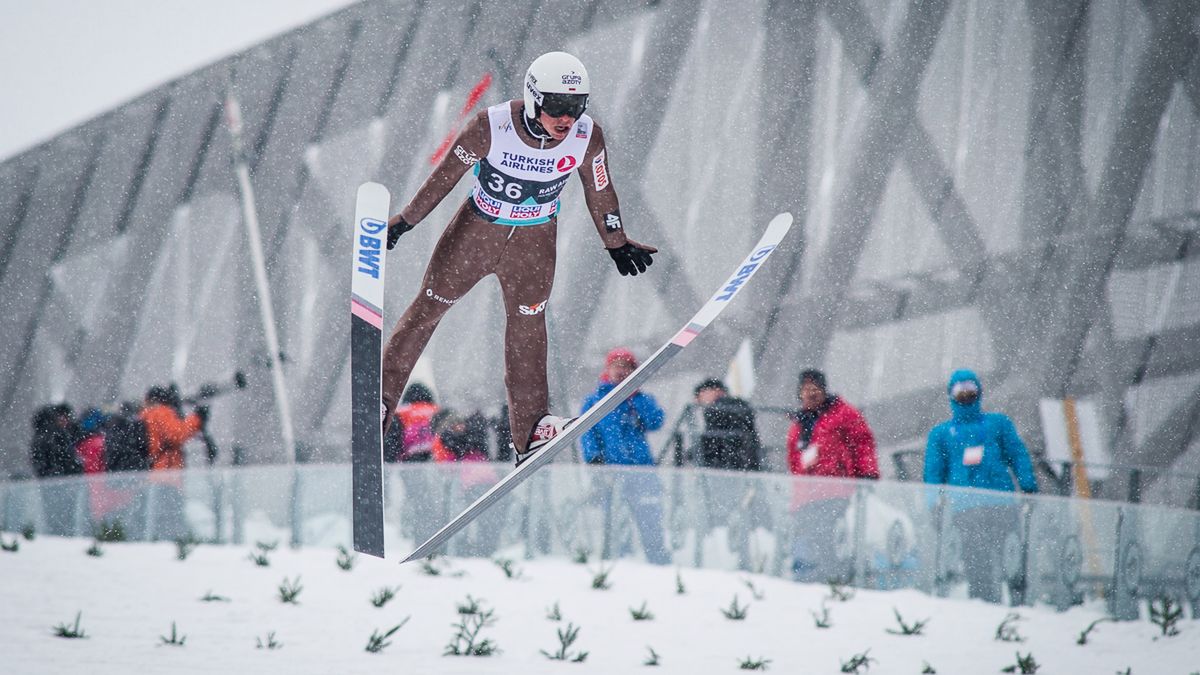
[3, 463, 1198, 620]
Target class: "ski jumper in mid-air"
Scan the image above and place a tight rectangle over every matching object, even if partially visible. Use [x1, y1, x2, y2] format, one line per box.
[381, 51, 658, 465]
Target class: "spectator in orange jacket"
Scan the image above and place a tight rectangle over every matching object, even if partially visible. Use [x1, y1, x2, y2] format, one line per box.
[786, 369, 879, 582]
[140, 385, 204, 541]
[141, 386, 204, 472]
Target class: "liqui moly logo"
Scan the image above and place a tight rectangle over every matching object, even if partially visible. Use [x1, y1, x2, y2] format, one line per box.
[356, 218, 386, 279]
[714, 245, 776, 301]
[474, 190, 502, 216]
[510, 204, 543, 219]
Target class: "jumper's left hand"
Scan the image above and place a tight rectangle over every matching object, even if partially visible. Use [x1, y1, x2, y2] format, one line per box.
[607, 239, 658, 276]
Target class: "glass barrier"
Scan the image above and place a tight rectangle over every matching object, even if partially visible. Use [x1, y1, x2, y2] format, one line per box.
[3, 464, 1198, 617]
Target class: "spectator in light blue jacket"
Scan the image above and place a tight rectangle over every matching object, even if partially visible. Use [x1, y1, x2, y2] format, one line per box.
[580, 348, 664, 465]
[924, 368, 1038, 603]
[579, 347, 670, 564]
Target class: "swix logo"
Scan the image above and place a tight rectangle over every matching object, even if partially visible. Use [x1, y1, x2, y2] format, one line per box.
[556, 155, 577, 172]
[510, 204, 543, 219]
[518, 299, 548, 315]
[592, 151, 609, 191]
[562, 73, 582, 86]
[604, 212, 622, 231]
[714, 245, 776, 301]
[474, 190, 501, 216]
[356, 218, 386, 279]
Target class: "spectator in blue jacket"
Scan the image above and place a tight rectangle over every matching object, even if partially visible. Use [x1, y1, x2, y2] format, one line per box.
[580, 347, 670, 564]
[924, 368, 1038, 603]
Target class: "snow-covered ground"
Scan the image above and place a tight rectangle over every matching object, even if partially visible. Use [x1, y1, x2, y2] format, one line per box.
[1, 535, 1197, 674]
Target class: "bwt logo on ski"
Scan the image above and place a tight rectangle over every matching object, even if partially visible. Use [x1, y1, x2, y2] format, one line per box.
[356, 218, 386, 279]
[714, 245, 776, 301]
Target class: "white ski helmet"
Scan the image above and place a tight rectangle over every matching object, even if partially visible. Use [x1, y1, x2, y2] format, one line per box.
[523, 51, 590, 120]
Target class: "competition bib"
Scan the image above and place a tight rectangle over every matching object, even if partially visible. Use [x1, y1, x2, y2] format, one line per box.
[470, 102, 592, 225]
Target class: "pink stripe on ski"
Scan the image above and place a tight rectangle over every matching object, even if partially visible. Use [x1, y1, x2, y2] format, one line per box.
[671, 327, 699, 346]
[351, 299, 382, 329]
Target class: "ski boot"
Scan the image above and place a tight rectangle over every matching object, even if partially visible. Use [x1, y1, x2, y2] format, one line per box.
[514, 414, 577, 467]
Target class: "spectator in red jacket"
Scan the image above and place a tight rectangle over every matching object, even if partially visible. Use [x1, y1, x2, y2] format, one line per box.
[786, 369, 879, 582]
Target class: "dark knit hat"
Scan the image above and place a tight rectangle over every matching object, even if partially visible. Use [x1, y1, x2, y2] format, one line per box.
[693, 377, 727, 396]
[798, 369, 827, 391]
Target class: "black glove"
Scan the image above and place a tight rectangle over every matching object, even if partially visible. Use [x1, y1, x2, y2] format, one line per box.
[195, 405, 210, 426]
[606, 239, 658, 276]
[386, 215, 414, 250]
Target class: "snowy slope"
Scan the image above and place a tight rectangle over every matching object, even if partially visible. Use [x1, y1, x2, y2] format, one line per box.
[1, 536, 1197, 674]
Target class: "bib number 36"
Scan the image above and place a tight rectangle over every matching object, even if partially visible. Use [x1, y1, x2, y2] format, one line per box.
[487, 172, 523, 200]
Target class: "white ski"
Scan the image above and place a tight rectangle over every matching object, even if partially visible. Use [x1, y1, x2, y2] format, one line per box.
[401, 212, 794, 563]
[350, 182, 391, 558]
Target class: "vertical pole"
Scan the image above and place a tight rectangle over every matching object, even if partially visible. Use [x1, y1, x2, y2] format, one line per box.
[224, 91, 298, 465]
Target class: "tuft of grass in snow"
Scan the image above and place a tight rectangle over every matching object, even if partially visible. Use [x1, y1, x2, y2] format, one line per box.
[742, 577, 765, 601]
[52, 611, 86, 639]
[85, 541, 104, 557]
[370, 585, 400, 608]
[738, 655, 771, 670]
[812, 603, 832, 629]
[1000, 651, 1040, 673]
[675, 570, 686, 595]
[175, 535, 198, 561]
[421, 554, 464, 577]
[644, 646, 661, 666]
[94, 520, 126, 542]
[248, 550, 270, 567]
[159, 621, 186, 647]
[336, 545, 357, 571]
[546, 601, 563, 621]
[995, 613, 1026, 643]
[629, 601, 654, 621]
[256, 630, 282, 650]
[590, 564, 613, 590]
[21, 523, 36, 540]
[365, 618, 409, 654]
[255, 540, 279, 553]
[839, 649, 874, 673]
[922, 661, 937, 673]
[277, 576, 303, 604]
[445, 608, 501, 657]
[827, 581, 854, 602]
[1, 535, 18, 552]
[1076, 617, 1111, 645]
[457, 594, 484, 615]
[572, 547, 590, 564]
[1149, 596, 1183, 638]
[199, 590, 229, 603]
[884, 607, 928, 636]
[721, 594, 750, 620]
[541, 621, 587, 662]
[493, 557, 523, 579]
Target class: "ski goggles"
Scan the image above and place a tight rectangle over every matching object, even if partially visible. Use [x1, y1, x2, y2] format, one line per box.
[539, 93, 588, 119]
[950, 380, 979, 403]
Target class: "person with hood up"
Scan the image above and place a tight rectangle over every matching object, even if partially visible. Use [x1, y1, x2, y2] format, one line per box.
[924, 368, 1038, 603]
[579, 347, 670, 564]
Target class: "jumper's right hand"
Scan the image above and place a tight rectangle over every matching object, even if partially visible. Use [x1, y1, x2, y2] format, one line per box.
[387, 215, 414, 250]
